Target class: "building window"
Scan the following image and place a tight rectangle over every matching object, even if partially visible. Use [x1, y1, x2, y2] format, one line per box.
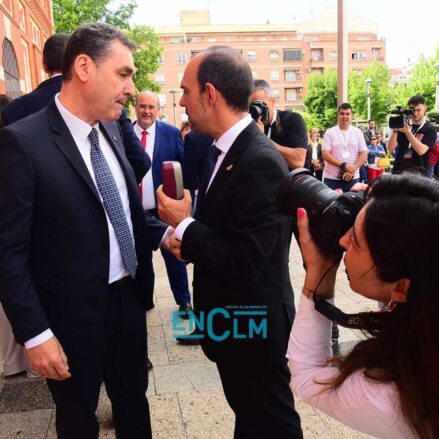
[329, 51, 337, 61]
[225, 37, 232, 42]
[270, 70, 279, 81]
[272, 89, 280, 101]
[155, 73, 165, 85]
[178, 72, 184, 84]
[311, 49, 323, 61]
[283, 49, 301, 61]
[352, 51, 366, 60]
[284, 70, 297, 82]
[170, 38, 180, 44]
[285, 88, 297, 101]
[251, 71, 258, 79]
[247, 51, 257, 62]
[177, 53, 187, 63]
[157, 94, 166, 107]
[30, 18, 41, 49]
[157, 54, 163, 64]
[372, 48, 380, 60]
[21, 38, 32, 93]
[269, 50, 279, 61]
[2, 38, 21, 99]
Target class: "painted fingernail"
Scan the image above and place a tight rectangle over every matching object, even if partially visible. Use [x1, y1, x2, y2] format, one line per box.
[297, 208, 306, 218]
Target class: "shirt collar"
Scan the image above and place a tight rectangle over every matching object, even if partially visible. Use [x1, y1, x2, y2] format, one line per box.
[55, 93, 98, 140]
[270, 109, 277, 126]
[214, 114, 252, 154]
[134, 120, 156, 136]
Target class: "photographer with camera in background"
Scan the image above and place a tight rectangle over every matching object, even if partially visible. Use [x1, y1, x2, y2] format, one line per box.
[388, 94, 437, 174]
[285, 172, 439, 439]
[250, 79, 308, 170]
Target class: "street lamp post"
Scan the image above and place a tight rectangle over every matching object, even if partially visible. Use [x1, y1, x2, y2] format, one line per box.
[169, 88, 177, 126]
[365, 78, 373, 121]
[434, 62, 439, 112]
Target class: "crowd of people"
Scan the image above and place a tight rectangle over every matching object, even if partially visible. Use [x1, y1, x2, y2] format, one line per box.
[0, 22, 438, 439]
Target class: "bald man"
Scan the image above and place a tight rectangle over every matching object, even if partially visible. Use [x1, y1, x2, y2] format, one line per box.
[134, 91, 192, 316]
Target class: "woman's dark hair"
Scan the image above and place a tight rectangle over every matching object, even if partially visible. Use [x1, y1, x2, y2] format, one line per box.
[197, 46, 253, 113]
[330, 173, 439, 438]
[62, 23, 136, 81]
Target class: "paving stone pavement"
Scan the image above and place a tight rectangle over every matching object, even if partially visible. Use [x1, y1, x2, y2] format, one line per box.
[0, 240, 375, 438]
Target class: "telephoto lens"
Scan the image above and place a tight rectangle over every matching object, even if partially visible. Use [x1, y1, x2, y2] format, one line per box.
[276, 168, 366, 255]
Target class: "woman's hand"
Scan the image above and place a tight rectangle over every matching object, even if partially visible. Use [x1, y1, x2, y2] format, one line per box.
[297, 208, 340, 294]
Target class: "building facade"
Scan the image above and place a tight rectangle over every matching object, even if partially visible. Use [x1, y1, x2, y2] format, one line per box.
[152, 8, 386, 125]
[0, 0, 53, 99]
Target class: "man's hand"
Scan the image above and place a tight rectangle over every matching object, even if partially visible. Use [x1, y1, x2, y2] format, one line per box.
[343, 171, 354, 181]
[156, 185, 192, 228]
[169, 234, 185, 262]
[344, 163, 357, 174]
[393, 124, 410, 135]
[160, 226, 175, 252]
[255, 116, 265, 133]
[27, 336, 71, 381]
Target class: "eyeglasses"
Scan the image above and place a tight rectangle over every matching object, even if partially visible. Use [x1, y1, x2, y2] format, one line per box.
[371, 137, 377, 140]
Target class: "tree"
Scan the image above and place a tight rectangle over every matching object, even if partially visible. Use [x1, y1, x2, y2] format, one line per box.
[53, 0, 137, 33]
[303, 69, 338, 130]
[348, 61, 392, 125]
[124, 26, 163, 95]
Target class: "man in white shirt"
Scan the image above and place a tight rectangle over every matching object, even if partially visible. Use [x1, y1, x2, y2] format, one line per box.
[322, 103, 368, 193]
[133, 91, 192, 317]
[157, 46, 303, 438]
[0, 23, 168, 438]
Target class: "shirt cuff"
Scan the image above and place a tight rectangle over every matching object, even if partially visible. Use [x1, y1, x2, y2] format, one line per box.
[25, 329, 54, 349]
[174, 217, 195, 241]
[159, 226, 172, 247]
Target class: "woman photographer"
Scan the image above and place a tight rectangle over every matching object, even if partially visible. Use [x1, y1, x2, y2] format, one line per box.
[287, 173, 439, 438]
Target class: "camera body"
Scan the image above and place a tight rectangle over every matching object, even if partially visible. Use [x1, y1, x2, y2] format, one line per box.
[249, 100, 269, 125]
[388, 106, 414, 129]
[276, 168, 366, 255]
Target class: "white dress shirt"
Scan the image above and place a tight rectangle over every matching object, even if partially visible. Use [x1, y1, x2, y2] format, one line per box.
[134, 121, 156, 210]
[287, 294, 414, 438]
[25, 94, 134, 349]
[174, 115, 252, 240]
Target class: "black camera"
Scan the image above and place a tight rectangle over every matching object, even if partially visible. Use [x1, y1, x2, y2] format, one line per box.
[249, 100, 269, 124]
[388, 106, 414, 129]
[276, 168, 366, 255]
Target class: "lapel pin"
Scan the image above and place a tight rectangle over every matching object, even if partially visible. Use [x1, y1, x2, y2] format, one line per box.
[226, 164, 234, 171]
[112, 135, 117, 141]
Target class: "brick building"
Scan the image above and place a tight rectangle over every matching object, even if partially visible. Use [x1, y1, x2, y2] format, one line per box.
[0, 0, 53, 99]
[151, 8, 386, 125]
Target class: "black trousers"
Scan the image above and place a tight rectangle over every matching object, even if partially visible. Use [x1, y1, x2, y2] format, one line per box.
[216, 360, 303, 439]
[47, 278, 151, 439]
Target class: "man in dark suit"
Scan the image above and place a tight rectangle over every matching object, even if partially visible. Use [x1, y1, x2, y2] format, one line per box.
[133, 91, 192, 315]
[157, 47, 302, 438]
[2, 32, 149, 184]
[0, 23, 168, 439]
[182, 130, 213, 203]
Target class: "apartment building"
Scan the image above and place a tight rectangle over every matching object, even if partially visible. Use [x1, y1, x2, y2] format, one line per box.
[0, 0, 53, 99]
[152, 8, 386, 124]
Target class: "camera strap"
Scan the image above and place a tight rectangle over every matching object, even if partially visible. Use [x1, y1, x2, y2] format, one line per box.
[313, 298, 394, 335]
[408, 121, 425, 149]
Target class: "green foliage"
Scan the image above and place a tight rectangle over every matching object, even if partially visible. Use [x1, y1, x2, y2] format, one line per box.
[303, 69, 338, 130]
[53, 0, 137, 33]
[124, 26, 163, 96]
[427, 111, 439, 128]
[297, 111, 321, 132]
[348, 61, 392, 125]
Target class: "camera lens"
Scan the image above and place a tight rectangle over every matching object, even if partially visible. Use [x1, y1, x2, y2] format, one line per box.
[277, 168, 365, 255]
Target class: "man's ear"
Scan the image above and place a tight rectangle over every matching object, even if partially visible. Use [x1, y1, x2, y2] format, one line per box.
[391, 278, 410, 303]
[205, 83, 217, 104]
[74, 54, 94, 83]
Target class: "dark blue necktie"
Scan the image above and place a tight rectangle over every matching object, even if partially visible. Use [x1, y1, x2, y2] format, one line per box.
[199, 144, 221, 200]
[88, 128, 138, 278]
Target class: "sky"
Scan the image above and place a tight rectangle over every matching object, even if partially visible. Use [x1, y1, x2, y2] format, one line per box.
[130, 0, 439, 69]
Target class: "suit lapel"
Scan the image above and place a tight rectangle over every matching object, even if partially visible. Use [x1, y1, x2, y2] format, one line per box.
[47, 101, 101, 201]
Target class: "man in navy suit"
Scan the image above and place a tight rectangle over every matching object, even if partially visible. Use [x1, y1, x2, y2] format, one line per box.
[134, 91, 192, 315]
[2, 32, 149, 184]
[0, 23, 169, 438]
